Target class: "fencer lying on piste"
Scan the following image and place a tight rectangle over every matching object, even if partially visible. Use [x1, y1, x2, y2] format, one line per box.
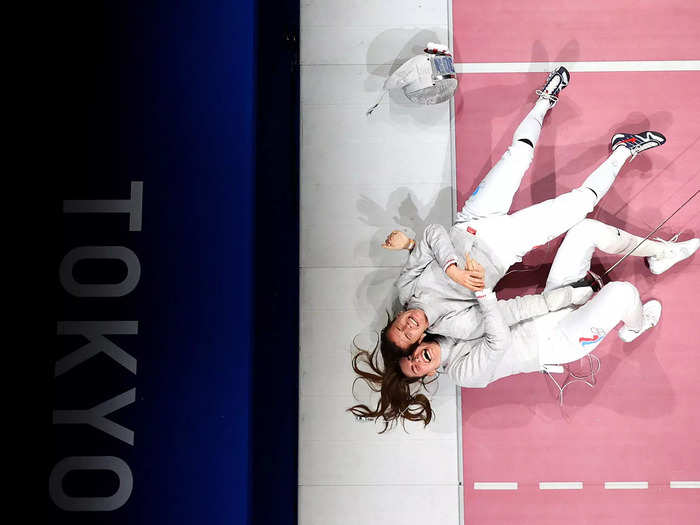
[379, 66, 695, 357]
[349, 217, 699, 430]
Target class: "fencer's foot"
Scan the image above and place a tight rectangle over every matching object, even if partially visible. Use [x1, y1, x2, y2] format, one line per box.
[618, 300, 662, 343]
[536, 66, 570, 107]
[647, 235, 700, 275]
[611, 131, 666, 159]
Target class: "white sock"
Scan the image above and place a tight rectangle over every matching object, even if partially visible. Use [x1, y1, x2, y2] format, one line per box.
[612, 146, 632, 162]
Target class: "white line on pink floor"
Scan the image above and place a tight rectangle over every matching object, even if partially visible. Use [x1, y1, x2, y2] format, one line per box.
[604, 482, 648, 489]
[454, 60, 700, 73]
[473, 482, 518, 490]
[473, 481, 700, 490]
[670, 481, 700, 489]
[539, 482, 583, 490]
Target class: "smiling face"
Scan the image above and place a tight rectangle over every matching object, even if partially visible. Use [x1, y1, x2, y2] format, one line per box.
[399, 337, 442, 378]
[386, 309, 430, 351]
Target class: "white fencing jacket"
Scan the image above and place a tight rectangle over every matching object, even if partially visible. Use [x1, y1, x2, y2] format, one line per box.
[437, 291, 575, 387]
[396, 224, 579, 340]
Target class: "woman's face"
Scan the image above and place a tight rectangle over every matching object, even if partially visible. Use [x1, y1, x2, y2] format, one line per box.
[399, 337, 441, 378]
[387, 309, 429, 351]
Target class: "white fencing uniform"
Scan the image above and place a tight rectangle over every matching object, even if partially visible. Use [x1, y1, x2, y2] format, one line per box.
[438, 281, 644, 388]
[456, 98, 551, 221]
[537, 218, 670, 364]
[545, 218, 666, 290]
[437, 220, 663, 387]
[398, 223, 592, 340]
[397, 95, 633, 340]
[538, 282, 643, 366]
[451, 145, 631, 279]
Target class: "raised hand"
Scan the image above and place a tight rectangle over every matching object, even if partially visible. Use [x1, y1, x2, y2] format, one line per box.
[382, 230, 413, 250]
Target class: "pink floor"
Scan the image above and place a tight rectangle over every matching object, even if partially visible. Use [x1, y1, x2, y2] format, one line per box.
[452, 0, 699, 63]
[454, 4, 700, 524]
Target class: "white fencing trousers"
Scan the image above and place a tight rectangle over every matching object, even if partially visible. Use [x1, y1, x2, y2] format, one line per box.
[455, 107, 629, 224]
[456, 99, 550, 221]
[462, 187, 598, 273]
[538, 281, 644, 366]
[455, 129, 630, 273]
[545, 219, 666, 290]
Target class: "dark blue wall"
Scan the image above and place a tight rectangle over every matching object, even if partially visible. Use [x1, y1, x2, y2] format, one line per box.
[47, 2, 298, 524]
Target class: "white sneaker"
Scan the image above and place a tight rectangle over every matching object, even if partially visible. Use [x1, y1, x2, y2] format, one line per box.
[647, 235, 700, 275]
[618, 300, 662, 342]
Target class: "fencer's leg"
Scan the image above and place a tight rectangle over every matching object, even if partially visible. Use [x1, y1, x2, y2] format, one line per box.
[579, 147, 630, 204]
[486, 147, 637, 266]
[457, 68, 570, 222]
[544, 219, 671, 290]
[504, 131, 667, 255]
[489, 187, 598, 266]
[584, 130, 667, 203]
[544, 219, 700, 288]
[455, 99, 553, 222]
[513, 98, 552, 146]
[539, 281, 655, 366]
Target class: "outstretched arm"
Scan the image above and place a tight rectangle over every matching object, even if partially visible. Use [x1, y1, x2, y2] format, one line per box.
[446, 289, 512, 387]
[384, 224, 484, 303]
[383, 224, 458, 271]
[432, 285, 593, 341]
[497, 286, 593, 326]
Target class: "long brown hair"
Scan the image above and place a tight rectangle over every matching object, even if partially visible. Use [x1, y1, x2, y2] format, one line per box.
[347, 317, 437, 433]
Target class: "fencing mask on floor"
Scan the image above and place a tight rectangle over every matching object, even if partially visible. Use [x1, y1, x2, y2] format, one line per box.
[367, 42, 457, 115]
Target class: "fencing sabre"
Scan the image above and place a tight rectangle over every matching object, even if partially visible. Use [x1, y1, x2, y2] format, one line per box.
[569, 189, 699, 291]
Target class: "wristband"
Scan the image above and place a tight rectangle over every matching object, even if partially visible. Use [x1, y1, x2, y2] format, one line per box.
[475, 287, 494, 300]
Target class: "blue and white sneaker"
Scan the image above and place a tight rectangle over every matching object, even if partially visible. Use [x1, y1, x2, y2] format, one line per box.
[611, 131, 666, 159]
[536, 66, 570, 107]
